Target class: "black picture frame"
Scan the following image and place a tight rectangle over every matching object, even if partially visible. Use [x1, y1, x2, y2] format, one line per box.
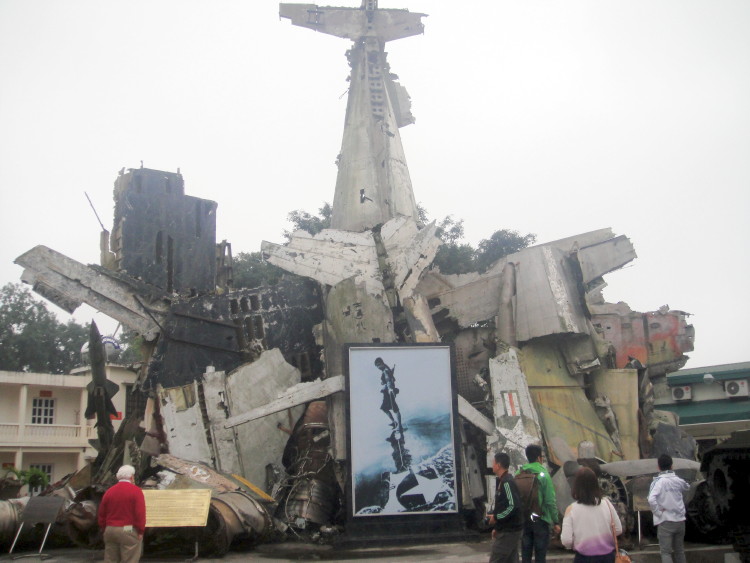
[342, 343, 465, 543]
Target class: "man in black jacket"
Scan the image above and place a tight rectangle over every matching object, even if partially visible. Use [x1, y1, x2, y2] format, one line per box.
[488, 451, 523, 563]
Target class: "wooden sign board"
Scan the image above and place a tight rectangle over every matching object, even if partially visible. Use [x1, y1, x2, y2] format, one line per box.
[143, 489, 211, 528]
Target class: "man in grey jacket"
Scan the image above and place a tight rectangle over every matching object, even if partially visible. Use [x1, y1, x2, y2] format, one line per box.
[648, 454, 690, 563]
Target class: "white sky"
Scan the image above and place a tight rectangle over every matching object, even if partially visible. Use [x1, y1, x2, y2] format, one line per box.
[1, 1, 748, 369]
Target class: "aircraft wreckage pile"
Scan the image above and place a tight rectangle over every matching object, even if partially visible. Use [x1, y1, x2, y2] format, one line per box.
[5, 0, 736, 558]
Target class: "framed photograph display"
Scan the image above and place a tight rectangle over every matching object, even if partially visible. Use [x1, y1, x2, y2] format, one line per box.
[345, 343, 461, 523]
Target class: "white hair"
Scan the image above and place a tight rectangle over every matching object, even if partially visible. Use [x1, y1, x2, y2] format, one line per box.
[116, 465, 135, 481]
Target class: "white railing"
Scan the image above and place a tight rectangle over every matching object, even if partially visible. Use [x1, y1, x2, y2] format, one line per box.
[0, 423, 19, 438]
[0, 423, 94, 444]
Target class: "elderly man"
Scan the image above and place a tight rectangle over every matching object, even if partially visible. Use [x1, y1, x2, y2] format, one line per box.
[97, 465, 146, 563]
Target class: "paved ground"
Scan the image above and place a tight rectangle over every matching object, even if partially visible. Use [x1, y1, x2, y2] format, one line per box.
[0, 539, 737, 562]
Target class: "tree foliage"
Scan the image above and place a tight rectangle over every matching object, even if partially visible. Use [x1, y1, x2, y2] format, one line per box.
[283, 202, 332, 240]
[232, 251, 285, 289]
[0, 283, 88, 374]
[475, 229, 537, 273]
[233, 203, 333, 289]
[115, 329, 144, 365]
[425, 209, 536, 274]
[231, 202, 536, 286]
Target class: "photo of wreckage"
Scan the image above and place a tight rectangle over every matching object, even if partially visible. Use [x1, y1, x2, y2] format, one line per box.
[3, 1, 748, 558]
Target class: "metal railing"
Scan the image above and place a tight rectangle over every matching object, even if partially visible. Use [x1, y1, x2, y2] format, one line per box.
[0, 423, 94, 443]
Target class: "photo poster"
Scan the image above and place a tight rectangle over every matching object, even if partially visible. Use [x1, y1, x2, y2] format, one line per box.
[345, 343, 461, 519]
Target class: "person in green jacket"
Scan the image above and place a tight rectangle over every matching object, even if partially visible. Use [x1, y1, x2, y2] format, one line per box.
[517, 444, 560, 563]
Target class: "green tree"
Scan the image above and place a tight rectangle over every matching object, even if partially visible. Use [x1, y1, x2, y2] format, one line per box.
[431, 215, 477, 274]
[475, 229, 537, 272]
[232, 251, 285, 289]
[283, 202, 332, 240]
[233, 204, 333, 289]
[420, 207, 537, 274]
[0, 283, 88, 374]
[232, 203, 536, 286]
[115, 329, 144, 365]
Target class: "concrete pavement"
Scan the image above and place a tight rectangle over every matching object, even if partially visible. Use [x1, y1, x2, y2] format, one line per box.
[1, 538, 737, 562]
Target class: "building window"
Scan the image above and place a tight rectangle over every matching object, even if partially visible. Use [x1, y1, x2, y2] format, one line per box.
[31, 398, 55, 425]
[29, 463, 53, 495]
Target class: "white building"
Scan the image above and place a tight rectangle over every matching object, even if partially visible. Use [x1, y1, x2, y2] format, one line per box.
[654, 361, 750, 452]
[0, 365, 137, 494]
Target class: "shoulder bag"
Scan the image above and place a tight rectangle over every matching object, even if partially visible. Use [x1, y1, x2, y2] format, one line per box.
[607, 499, 631, 563]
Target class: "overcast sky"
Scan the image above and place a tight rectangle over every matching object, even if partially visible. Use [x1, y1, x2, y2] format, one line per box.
[1, 1, 748, 369]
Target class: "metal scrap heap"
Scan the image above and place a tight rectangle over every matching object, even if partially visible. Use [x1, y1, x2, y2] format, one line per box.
[6, 0, 707, 556]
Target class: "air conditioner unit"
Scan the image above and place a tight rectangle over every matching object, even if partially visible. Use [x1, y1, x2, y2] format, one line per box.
[671, 386, 692, 401]
[725, 379, 749, 398]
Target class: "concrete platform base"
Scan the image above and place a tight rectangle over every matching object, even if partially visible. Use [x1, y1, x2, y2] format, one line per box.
[0, 538, 738, 562]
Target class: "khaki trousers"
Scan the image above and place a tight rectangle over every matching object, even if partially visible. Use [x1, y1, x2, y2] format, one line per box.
[103, 526, 142, 563]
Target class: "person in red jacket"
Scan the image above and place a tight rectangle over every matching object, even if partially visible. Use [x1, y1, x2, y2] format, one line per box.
[97, 465, 146, 563]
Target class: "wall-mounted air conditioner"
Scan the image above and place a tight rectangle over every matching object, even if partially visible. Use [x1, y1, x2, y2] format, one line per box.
[671, 386, 692, 401]
[725, 379, 749, 398]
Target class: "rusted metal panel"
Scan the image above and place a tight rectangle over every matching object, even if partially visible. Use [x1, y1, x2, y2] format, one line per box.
[158, 382, 214, 465]
[224, 375, 344, 429]
[146, 277, 324, 389]
[112, 168, 218, 294]
[323, 277, 396, 461]
[576, 234, 637, 287]
[591, 303, 694, 376]
[520, 341, 583, 389]
[380, 217, 441, 299]
[224, 349, 306, 492]
[514, 246, 589, 341]
[601, 457, 700, 478]
[402, 293, 440, 342]
[644, 309, 695, 375]
[497, 262, 517, 347]
[487, 349, 543, 471]
[421, 273, 504, 329]
[418, 230, 628, 336]
[451, 326, 495, 404]
[457, 395, 494, 436]
[279, 4, 426, 42]
[519, 343, 618, 464]
[153, 454, 240, 493]
[281, 4, 424, 233]
[590, 368, 640, 460]
[261, 217, 440, 313]
[200, 371, 242, 474]
[558, 332, 602, 375]
[261, 229, 381, 292]
[202, 370, 243, 475]
[15, 245, 169, 340]
[531, 386, 620, 464]
[323, 277, 396, 377]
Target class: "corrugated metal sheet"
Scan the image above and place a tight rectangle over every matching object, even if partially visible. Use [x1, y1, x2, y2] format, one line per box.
[519, 343, 618, 463]
[590, 368, 640, 460]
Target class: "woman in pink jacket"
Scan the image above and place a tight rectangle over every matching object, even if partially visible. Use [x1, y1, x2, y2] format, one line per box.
[561, 467, 623, 563]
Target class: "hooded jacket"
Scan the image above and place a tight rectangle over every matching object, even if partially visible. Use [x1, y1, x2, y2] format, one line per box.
[647, 470, 689, 525]
[517, 461, 559, 526]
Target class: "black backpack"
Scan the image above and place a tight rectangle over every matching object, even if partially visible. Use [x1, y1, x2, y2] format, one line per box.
[515, 469, 542, 520]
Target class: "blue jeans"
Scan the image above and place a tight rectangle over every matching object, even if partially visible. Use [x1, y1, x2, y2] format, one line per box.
[657, 520, 686, 563]
[521, 518, 550, 563]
